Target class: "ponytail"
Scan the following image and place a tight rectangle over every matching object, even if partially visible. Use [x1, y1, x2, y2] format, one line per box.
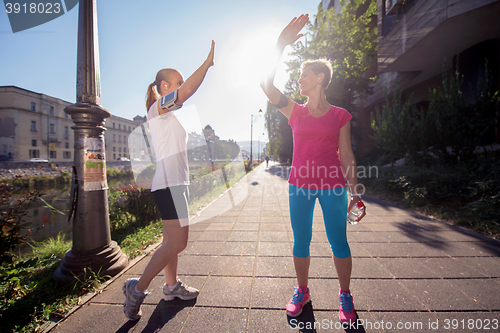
[146, 68, 182, 111]
[146, 82, 159, 111]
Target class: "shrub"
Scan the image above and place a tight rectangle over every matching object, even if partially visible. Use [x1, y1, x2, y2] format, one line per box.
[0, 181, 39, 264]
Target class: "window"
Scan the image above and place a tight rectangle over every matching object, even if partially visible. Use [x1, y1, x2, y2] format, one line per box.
[64, 126, 69, 135]
[29, 150, 39, 158]
[65, 113, 68, 119]
[113, 134, 116, 142]
[119, 147, 121, 152]
[31, 121, 37, 131]
[124, 148, 127, 153]
[113, 153, 116, 159]
[113, 147, 116, 152]
[65, 142, 69, 149]
[30, 102, 36, 111]
[118, 124, 121, 130]
[64, 151, 71, 159]
[118, 135, 121, 143]
[128, 126, 131, 131]
[113, 123, 115, 129]
[50, 106, 54, 116]
[49, 124, 55, 133]
[31, 140, 37, 147]
[50, 151, 56, 159]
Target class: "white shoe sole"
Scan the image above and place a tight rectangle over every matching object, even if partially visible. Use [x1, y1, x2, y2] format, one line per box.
[286, 297, 311, 317]
[163, 293, 199, 301]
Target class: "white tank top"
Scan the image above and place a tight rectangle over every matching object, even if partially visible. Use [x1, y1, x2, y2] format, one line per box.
[147, 100, 189, 191]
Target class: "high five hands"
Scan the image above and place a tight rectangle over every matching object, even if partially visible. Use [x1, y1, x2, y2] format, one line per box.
[277, 14, 309, 48]
[206, 40, 215, 67]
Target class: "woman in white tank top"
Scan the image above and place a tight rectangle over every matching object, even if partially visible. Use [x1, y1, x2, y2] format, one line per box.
[122, 41, 215, 321]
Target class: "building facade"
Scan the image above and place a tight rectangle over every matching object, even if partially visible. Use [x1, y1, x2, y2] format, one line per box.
[0, 86, 146, 162]
[354, 0, 500, 155]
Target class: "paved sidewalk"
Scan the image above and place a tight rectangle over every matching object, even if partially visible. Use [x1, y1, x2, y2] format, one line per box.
[51, 163, 500, 332]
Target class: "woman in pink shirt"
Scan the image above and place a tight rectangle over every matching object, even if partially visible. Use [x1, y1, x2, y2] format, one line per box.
[260, 15, 366, 323]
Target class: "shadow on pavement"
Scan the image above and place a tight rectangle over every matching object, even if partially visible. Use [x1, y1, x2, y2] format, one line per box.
[286, 302, 365, 333]
[266, 164, 290, 180]
[115, 299, 196, 333]
[287, 301, 317, 333]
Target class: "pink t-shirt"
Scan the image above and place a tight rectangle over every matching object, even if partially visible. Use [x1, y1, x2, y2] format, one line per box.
[288, 103, 352, 189]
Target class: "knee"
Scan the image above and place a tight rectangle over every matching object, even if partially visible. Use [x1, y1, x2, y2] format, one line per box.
[330, 242, 351, 259]
[174, 237, 188, 253]
[293, 245, 310, 258]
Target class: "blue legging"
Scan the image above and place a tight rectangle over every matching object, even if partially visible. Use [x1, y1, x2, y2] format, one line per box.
[289, 184, 350, 258]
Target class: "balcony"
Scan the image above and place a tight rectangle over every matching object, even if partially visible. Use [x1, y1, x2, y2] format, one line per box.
[378, 0, 500, 84]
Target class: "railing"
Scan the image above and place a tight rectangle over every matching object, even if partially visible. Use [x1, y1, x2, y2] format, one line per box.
[382, 0, 418, 36]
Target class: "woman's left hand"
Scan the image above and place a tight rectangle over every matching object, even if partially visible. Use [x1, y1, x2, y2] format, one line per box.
[348, 196, 366, 223]
[206, 40, 215, 67]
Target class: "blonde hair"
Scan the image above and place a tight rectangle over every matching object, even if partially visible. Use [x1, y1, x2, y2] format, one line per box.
[145, 68, 182, 111]
[301, 59, 333, 90]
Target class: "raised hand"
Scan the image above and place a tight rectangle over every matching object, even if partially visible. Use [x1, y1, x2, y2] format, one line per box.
[277, 14, 309, 47]
[206, 40, 215, 67]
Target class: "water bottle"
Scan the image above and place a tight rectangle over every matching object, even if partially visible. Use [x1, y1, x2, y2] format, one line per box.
[347, 201, 365, 225]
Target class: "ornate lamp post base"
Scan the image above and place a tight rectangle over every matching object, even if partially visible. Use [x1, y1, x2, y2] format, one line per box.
[53, 0, 129, 283]
[53, 241, 128, 283]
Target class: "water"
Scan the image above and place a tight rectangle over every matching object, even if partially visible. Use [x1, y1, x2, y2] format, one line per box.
[8, 176, 135, 253]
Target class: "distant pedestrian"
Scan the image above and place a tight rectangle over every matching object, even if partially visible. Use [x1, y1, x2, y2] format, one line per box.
[260, 15, 365, 323]
[265, 155, 270, 167]
[122, 41, 215, 321]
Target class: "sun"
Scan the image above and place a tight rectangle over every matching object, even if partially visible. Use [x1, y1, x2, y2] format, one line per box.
[219, 25, 291, 91]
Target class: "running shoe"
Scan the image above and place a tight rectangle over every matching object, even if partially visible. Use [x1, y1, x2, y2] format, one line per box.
[162, 279, 199, 301]
[286, 287, 310, 317]
[339, 289, 356, 323]
[122, 278, 147, 321]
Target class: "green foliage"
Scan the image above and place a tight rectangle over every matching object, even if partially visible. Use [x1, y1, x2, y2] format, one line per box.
[119, 185, 160, 226]
[371, 88, 432, 166]
[118, 220, 163, 259]
[371, 59, 499, 166]
[264, 101, 293, 163]
[72, 267, 110, 294]
[286, 0, 378, 110]
[0, 181, 39, 264]
[28, 232, 70, 259]
[364, 158, 500, 239]
[213, 139, 240, 160]
[427, 61, 499, 164]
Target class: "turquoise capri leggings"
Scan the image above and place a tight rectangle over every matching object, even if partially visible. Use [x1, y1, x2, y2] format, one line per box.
[289, 183, 351, 259]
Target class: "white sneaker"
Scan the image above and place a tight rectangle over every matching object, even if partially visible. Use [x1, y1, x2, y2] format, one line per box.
[162, 280, 199, 301]
[122, 278, 147, 320]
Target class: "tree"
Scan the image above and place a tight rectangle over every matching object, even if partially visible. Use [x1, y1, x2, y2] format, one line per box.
[265, 101, 293, 163]
[285, 0, 378, 111]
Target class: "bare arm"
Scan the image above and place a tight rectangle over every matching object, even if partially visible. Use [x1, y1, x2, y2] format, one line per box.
[260, 15, 308, 119]
[177, 40, 215, 105]
[338, 121, 366, 222]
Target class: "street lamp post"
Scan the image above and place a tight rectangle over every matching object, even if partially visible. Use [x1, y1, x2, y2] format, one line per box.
[250, 109, 263, 167]
[54, 0, 128, 282]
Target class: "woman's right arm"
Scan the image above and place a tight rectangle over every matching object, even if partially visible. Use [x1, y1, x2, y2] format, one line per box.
[260, 15, 309, 119]
[176, 40, 215, 105]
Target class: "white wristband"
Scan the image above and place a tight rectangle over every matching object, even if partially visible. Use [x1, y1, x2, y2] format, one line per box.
[351, 194, 362, 197]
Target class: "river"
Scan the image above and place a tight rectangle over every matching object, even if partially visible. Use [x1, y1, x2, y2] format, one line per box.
[8, 176, 135, 254]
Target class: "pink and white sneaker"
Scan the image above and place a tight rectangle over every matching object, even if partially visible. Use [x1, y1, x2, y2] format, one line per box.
[339, 289, 356, 323]
[286, 287, 310, 317]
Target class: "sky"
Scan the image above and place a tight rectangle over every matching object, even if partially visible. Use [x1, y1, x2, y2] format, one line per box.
[0, 0, 320, 144]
